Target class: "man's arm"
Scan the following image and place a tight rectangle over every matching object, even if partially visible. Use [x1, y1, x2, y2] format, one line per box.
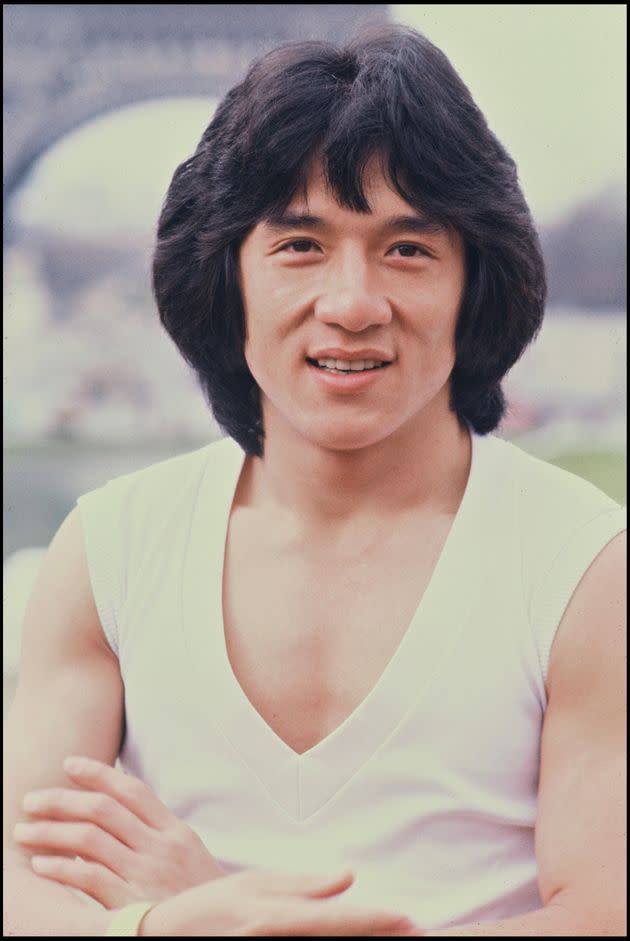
[428, 529, 627, 937]
[2, 509, 415, 938]
[3, 508, 122, 936]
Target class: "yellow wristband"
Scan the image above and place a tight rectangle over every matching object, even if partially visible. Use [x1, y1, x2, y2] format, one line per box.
[105, 901, 156, 936]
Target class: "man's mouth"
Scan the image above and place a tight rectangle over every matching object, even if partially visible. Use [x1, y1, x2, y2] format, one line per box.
[305, 357, 391, 375]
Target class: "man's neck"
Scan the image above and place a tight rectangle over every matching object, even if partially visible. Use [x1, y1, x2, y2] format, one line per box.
[239, 409, 472, 545]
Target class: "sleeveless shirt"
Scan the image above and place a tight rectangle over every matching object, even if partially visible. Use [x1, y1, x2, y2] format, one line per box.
[76, 430, 626, 930]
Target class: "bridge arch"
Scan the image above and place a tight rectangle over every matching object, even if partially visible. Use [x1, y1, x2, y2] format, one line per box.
[4, 4, 389, 201]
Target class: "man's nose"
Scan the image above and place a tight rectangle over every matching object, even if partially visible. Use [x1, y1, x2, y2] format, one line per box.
[312, 256, 392, 332]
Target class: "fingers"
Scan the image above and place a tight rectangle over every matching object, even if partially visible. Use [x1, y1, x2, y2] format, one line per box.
[288, 901, 416, 937]
[21, 786, 151, 852]
[381, 919, 422, 936]
[253, 868, 355, 898]
[240, 871, 420, 935]
[62, 756, 174, 830]
[29, 854, 133, 910]
[13, 820, 136, 882]
[254, 897, 417, 936]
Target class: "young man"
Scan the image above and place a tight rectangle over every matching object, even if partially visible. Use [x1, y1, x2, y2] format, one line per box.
[4, 22, 626, 937]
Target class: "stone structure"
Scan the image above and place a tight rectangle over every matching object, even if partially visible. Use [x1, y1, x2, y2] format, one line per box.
[3, 4, 389, 203]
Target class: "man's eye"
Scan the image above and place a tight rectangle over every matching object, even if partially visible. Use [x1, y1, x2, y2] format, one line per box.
[278, 241, 429, 257]
[279, 240, 318, 253]
[391, 244, 429, 258]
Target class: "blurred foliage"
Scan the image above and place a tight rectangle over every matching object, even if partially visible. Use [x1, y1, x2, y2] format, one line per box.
[547, 450, 626, 505]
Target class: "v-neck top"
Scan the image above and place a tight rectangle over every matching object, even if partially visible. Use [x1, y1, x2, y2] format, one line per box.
[77, 430, 626, 930]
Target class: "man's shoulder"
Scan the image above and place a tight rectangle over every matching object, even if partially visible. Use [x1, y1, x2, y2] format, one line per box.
[492, 434, 624, 523]
[485, 434, 625, 603]
[81, 435, 240, 506]
[494, 434, 623, 615]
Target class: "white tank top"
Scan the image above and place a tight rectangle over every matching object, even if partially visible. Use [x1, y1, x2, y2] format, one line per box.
[77, 431, 626, 930]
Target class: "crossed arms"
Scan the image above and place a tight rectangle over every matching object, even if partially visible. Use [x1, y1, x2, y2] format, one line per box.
[3, 509, 626, 935]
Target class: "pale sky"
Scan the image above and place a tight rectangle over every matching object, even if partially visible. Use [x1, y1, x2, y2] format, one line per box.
[11, 4, 626, 239]
[392, 4, 626, 221]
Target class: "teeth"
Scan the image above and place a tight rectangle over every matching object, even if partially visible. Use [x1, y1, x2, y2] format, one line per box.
[315, 358, 383, 371]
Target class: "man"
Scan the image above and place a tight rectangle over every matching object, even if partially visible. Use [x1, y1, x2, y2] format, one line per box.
[4, 21, 626, 937]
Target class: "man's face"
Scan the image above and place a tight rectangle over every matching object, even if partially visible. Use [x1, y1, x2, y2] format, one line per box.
[238, 156, 466, 452]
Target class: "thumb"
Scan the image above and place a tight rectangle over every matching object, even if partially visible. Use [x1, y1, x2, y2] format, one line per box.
[261, 868, 355, 898]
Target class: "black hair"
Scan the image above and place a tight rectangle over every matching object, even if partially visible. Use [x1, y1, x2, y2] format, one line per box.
[152, 21, 546, 457]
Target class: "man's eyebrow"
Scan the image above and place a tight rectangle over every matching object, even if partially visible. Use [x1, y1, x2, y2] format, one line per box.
[262, 211, 446, 237]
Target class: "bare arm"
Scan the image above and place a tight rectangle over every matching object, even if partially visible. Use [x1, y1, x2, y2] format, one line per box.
[3, 509, 416, 938]
[428, 530, 627, 936]
[534, 529, 627, 933]
[3, 508, 122, 936]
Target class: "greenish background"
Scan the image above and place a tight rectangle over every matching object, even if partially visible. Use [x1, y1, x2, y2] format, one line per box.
[547, 450, 626, 505]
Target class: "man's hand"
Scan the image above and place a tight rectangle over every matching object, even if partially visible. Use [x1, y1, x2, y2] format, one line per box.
[13, 755, 226, 908]
[140, 868, 421, 936]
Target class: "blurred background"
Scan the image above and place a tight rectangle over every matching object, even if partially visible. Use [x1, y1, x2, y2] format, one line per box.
[3, 5, 627, 715]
